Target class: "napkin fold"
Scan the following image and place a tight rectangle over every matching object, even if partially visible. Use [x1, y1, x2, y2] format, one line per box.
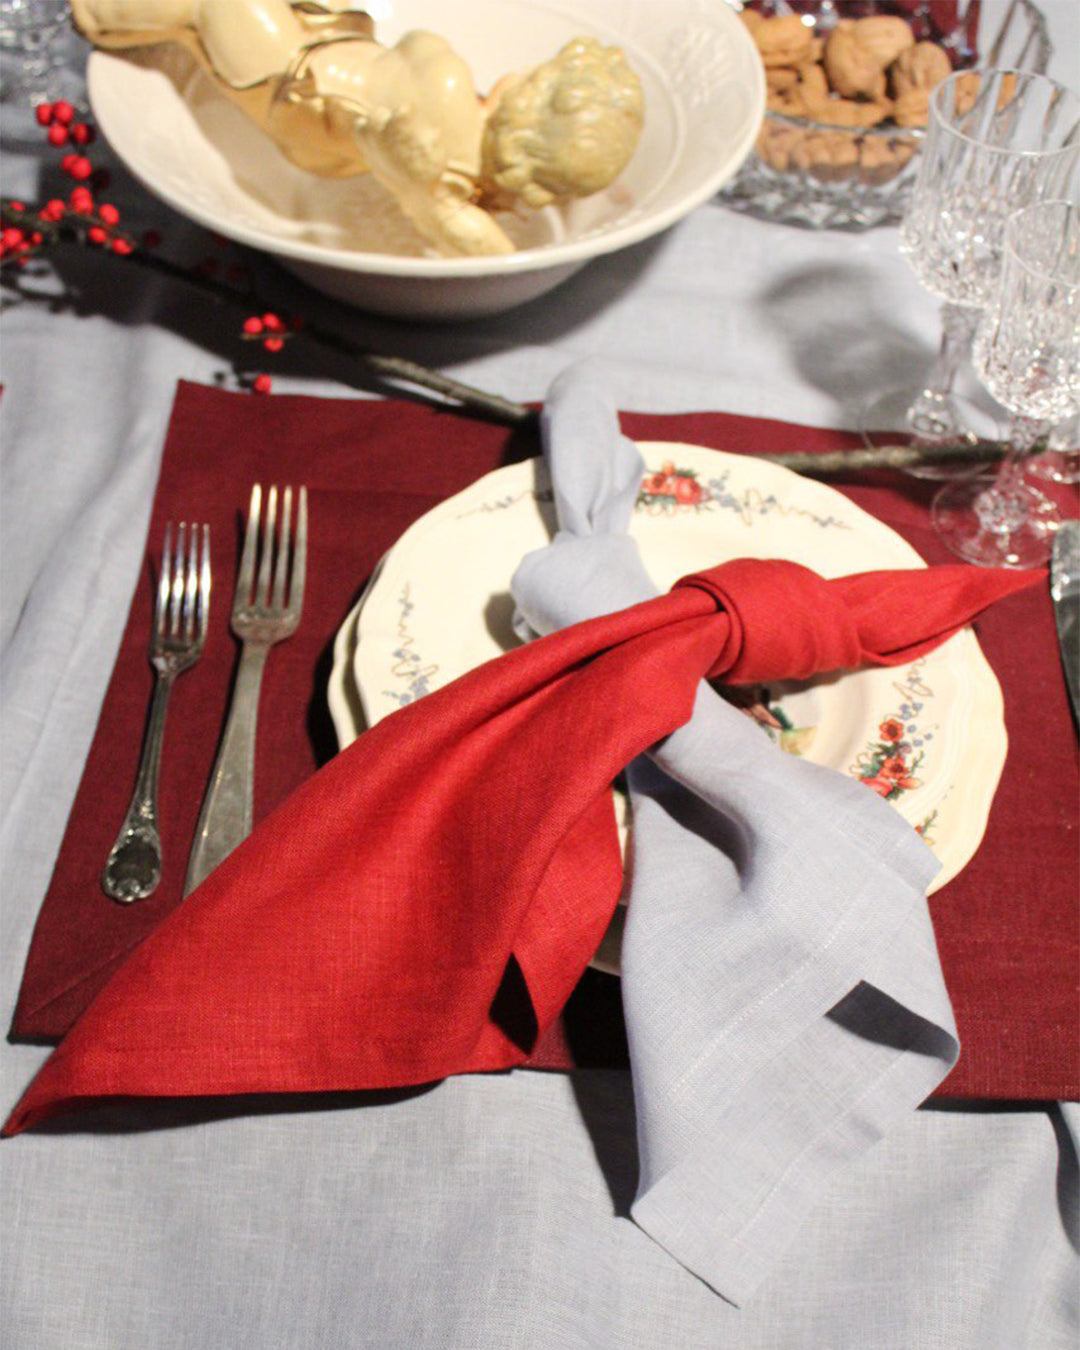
[4, 372, 1039, 1298]
[514, 368, 1017, 1300]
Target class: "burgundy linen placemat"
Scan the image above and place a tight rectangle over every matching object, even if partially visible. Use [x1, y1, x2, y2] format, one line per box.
[11, 381, 1078, 1100]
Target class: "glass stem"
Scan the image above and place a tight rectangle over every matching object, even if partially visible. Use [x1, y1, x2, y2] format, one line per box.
[1001, 414, 1048, 479]
[975, 414, 1048, 535]
[907, 302, 979, 439]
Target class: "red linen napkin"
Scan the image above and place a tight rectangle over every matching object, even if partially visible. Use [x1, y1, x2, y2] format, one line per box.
[4, 547, 1037, 1135]
[9, 383, 1078, 1107]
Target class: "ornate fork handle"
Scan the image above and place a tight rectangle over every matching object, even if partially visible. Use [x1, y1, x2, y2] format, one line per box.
[103, 521, 210, 903]
[102, 671, 177, 903]
[183, 639, 269, 896]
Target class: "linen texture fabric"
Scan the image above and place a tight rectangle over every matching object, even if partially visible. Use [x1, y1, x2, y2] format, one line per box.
[512, 368, 983, 1298]
[3, 370, 1040, 1302]
[5, 62, 1080, 1343]
[11, 385, 1076, 1103]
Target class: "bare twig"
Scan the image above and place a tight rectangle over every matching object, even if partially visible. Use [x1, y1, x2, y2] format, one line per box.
[754, 438, 1006, 477]
[1, 205, 533, 425]
[0, 207, 1022, 472]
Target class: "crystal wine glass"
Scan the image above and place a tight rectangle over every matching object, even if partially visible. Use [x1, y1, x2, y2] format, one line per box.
[0, 0, 70, 106]
[931, 199, 1080, 568]
[862, 69, 1080, 478]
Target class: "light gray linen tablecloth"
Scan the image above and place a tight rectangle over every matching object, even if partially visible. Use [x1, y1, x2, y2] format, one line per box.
[2, 5, 1078, 1339]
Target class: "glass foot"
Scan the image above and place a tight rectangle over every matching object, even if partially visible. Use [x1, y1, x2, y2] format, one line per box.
[1027, 449, 1080, 484]
[931, 473, 1060, 568]
[861, 388, 1000, 480]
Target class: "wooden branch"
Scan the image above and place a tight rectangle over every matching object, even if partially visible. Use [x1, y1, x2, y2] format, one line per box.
[0, 209, 533, 425]
[755, 437, 1006, 477]
[103, 244, 535, 424]
[0, 206, 1020, 471]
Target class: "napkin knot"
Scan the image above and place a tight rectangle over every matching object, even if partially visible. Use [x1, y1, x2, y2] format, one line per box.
[674, 560, 863, 683]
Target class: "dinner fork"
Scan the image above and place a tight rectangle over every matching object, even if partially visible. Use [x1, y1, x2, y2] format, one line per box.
[102, 522, 211, 903]
[184, 484, 307, 895]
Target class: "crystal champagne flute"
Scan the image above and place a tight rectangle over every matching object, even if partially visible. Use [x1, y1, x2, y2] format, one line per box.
[862, 69, 1080, 478]
[932, 198, 1079, 567]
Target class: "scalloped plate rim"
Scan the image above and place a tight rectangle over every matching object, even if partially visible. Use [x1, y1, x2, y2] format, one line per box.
[329, 444, 1008, 896]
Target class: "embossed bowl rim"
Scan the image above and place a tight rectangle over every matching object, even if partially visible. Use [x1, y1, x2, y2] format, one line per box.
[87, 0, 767, 278]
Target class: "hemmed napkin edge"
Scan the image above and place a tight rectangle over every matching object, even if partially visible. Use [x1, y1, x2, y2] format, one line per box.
[627, 853, 958, 1307]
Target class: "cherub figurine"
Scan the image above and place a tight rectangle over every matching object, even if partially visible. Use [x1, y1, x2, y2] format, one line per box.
[70, 0, 645, 257]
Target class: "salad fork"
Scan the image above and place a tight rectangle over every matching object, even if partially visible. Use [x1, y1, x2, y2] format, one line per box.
[102, 522, 211, 903]
[184, 484, 307, 895]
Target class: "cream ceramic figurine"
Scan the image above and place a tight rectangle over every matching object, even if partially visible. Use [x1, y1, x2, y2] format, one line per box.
[70, 0, 645, 257]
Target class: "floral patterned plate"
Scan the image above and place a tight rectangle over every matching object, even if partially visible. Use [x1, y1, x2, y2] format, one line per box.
[328, 444, 1008, 896]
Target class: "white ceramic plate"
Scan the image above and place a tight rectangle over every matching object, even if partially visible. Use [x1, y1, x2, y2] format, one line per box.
[87, 0, 765, 320]
[329, 445, 1008, 897]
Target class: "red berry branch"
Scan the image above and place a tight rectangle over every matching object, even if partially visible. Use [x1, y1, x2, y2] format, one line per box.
[1, 188, 135, 263]
[1, 102, 532, 422]
[239, 310, 306, 388]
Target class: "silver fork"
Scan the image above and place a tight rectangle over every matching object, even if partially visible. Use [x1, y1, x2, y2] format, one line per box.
[184, 484, 307, 895]
[102, 523, 211, 903]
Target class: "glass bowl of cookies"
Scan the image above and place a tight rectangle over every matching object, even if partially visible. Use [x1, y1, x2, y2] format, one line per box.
[720, 0, 1051, 229]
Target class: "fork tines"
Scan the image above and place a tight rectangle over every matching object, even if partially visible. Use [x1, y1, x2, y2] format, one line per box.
[156, 522, 211, 648]
[237, 484, 307, 618]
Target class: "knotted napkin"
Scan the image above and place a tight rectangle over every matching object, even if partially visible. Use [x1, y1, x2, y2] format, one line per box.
[512, 368, 1029, 1299]
[4, 372, 1038, 1297]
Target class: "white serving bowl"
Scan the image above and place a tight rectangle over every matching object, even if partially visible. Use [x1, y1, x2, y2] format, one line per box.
[87, 0, 764, 320]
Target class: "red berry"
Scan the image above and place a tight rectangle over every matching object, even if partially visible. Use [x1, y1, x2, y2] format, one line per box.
[29, 231, 43, 245]
[45, 198, 67, 216]
[263, 336, 284, 353]
[252, 374, 272, 395]
[97, 203, 120, 226]
[8, 201, 24, 212]
[51, 100, 75, 126]
[87, 225, 108, 245]
[47, 123, 69, 147]
[60, 152, 78, 172]
[69, 188, 93, 212]
[262, 311, 284, 332]
[35, 103, 53, 126]
[68, 156, 93, 181]
[142, 229, 162, 250]
[71, 122, 95, 146]
[1, 227, 24, 250]
[111, 237, 134, 255]
[242, 316, 264, 336]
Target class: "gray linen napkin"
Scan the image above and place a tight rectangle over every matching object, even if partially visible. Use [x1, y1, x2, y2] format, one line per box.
[511, 365, 959, 1306]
